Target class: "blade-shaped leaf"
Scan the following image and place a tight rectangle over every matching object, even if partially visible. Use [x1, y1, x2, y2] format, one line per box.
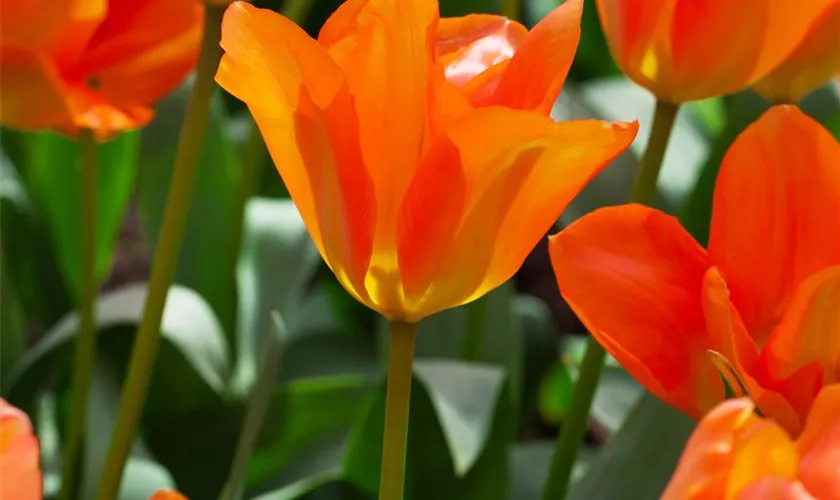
[25, 131, 140, 298]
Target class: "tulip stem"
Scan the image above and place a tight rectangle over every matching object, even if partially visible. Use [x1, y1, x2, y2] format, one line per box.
[540, 100, 679, 500]
[631, 101, 680, 204]
[94, 7, 224, 500]
[462, 298, 487, 361]
[501, 0, 522, 20]
[58, 129, 98, 500]
[219, 315, 286, 500]
[379, 321, 417, 500]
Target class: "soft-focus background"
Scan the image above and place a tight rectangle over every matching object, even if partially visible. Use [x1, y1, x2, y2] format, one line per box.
[1, 0, 838, 499]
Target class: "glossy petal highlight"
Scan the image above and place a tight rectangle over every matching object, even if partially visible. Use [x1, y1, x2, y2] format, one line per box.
[0, 400, 41, 500]
[549, 204, 718, 417]
[709, 106, 840, 344]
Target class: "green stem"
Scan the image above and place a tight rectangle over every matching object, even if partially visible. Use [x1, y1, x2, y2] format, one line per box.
[462, 298, 487, 361]
[219, 315, 286, 500]
[379, 321, 417, 500]
[94, 8, 224, 500]
[58, 129, 98, 500]
[631, 101, 680, 204]
[540, 100, 680, 500]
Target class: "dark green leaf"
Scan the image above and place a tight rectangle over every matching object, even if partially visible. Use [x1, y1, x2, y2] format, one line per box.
[25, 131, 140, 298]
[569, 393, 695, 499]
[5, 284, 231, 424]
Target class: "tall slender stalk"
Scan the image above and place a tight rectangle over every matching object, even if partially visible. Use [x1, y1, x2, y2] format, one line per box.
[94, 7, 225, 500]
[540, 101, 680, 500]
[58, 129, 98, 500]
[379, 321, 417, 500]
[219, 315, 286, 500]
[461, 299, 487, 361]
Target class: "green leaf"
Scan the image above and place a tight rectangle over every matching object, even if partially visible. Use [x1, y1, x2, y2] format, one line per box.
[569, 393, 695, 499]
[138, 89, 241, 339]
[235, 198, 320, 393]
[343, 361, 510, 499]
[5, 283, 231, 424]
[510, 441, 596, 499]
[145, 375, 373, 500]
[25, 131, 140, 298]
[0, 146, 72, 327]
[413, 360, 506, 476]
[247, 376, 375, 494]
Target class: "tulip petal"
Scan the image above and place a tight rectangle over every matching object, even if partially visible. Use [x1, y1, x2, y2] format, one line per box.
[318, 0, 439, 255]
[149, 491, 188, 500]
[726, 420, 799, 496]
[796, 384, 840, 498]
[216, 3, 376, 302]
[0, 0, 103, 57]
[549, 204, 716, 417]
[0, 48, 74, 131]
[492, 0, 582, 114]
[753, 1, 840, 103]
[761, 266, 840, 401]
[738, 479, 817, 500]
[0, 400, 41, 500]
[701, 267, 805, 436]
[709, 106, 840, 344]
[436, 14, 527, 91]
[661, 398, 758, 500]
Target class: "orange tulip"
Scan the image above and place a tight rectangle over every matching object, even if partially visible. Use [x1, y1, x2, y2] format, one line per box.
[662, 384, 840, 499]
[0, 399, 41, 500]
[549, 106, 840, 435]
[753, 1, 840, 103]
[149, 491, 189, 500]
[0, 0, 203, 140]
[595, 0, 838, 102]
[216, 0, 637, 322]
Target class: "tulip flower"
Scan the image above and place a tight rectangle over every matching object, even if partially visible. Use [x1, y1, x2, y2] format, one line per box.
[216, 0, 637, 323]
[150, 491, 189, 500]
[753, 1, 840, 104]
[0, 400, 41, 500]
[662, 384, 840, 499]
[549, 105, 840, 435]
[595, 0, 838, 102]
[0, 0, 203, 139]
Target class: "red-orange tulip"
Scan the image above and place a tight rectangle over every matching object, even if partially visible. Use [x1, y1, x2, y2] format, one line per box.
[149, 491, 189, 500]
[753, 1, 840, 103]
[0, 0, 203, 140]
[596, 0, 838, 102]
[216, 0, 637, 322]
[549, 106, 840, 435]
[662, 384, 840, 499]
[0, 399, 41, 500]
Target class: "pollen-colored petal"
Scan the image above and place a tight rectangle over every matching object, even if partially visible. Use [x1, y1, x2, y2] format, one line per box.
[754, 1, 840, 103]
[0, 400, 41, 500]
[436, 14, 527, 90]
[737, 479, 817, 500]
[216, 2, 376, 303]
[549, 204, 715, 417]
[491, 0, 582, 114]
[709, 106, 840, 344]
[726, 420, 799, 497]
[661, 398, 758, 500]
[796, 384, 840, 498]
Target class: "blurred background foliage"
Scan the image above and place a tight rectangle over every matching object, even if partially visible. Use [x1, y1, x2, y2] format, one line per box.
[1, 0, 839, 499]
